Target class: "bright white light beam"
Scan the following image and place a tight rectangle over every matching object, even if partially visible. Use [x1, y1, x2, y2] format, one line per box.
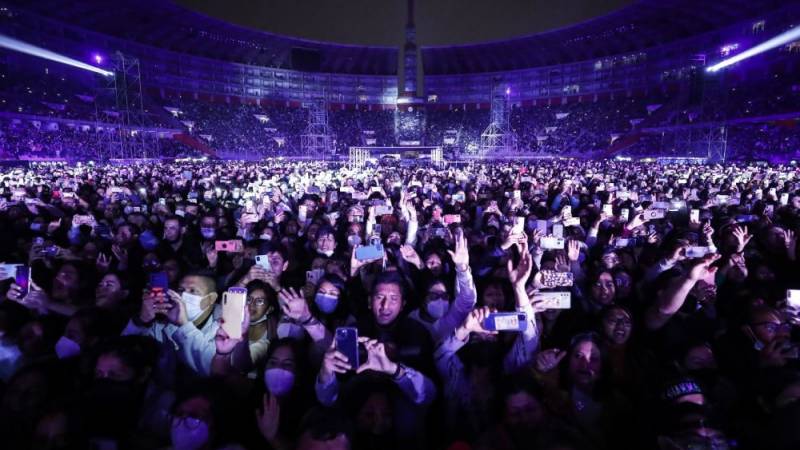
[707, 26, 800, 73]
[0, 34, 114, 77]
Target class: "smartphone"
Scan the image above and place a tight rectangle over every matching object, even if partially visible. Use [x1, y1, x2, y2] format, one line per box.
[690, 209, 700, 223]
[149, 272, 169, 293]
[540, 236, 565, 250]
[298, 205, 308, 222]
[15, 265, 30, 297]
[255, 255, 271, 271]
[614, 238, 634, 248]
[432, 227, 447, 238]
[537, 292, 571, 309]
[0, 263, 20, 280]
[355, 242, 385, 261]
[764, 205, 774, 217]
[375, 205, 393, 216]
[644, 209, 666, 220]
[372, 224, 382, 236]
[563, 217, 580, 227]
[552, 224, 564, 239]
[306, 269, 324, 286]
[221, 287, 247, 338]
[620, 209, 630, 222]
[540, 270, 574, 288]
[513, 190, 521, 200]
[511, 217, 525, 234]
[686, 246, 711, 258]
[735, 215, 758, 223]
[335, 327, 359, 369]
[444, 214, 461, 225]
[602, 204, 614, 217]
[787, 290, 800, 309]
[215, 240, 243, 253]
[483, 312, 528, 332]
[536, 220, 548, 235]
[780, 193, 789, 206]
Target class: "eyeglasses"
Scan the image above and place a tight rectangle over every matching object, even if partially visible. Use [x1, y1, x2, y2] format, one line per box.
[169, 413, 206, 430]
[247, 297, 267, 306]
[605, 317, 632, 327]
[752, 322, 791, 334]
[426, 292, 449, 301]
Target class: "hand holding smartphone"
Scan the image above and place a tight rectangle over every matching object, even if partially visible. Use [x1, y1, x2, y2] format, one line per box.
[335, 327, 359, 369]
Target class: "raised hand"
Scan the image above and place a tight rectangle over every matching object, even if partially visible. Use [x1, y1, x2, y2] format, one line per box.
[165, 289, 189, 326]
[456, 306, 497, 341]
[732, 225, 752, 253]
[139, 289, 170, 324]
[356, 337, 397, 375]
[447, 228, 470, 271]
[256, 393, 281, 443]
[278, 287, 311, 323]
[399, 244, 423, 269]
[96, 252, 111, 273]
[567, 239, 581, 262]
[320, 340, 352, 382]
[535, 348, 567, 373]
[688, 253, 721, 282]
[507, 248, 533, 288]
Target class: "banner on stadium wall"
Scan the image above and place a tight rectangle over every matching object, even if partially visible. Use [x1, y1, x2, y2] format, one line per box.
[200, 134, 213, 142]
[274, 137, 286, 147]
[545, 127, 558, 133]
[646, 104, 662, 114]
[254, 115, 269, 123]
[366, 138, 377, 145]
[629, 118, 644, 126]
[363, 130, 375, 135]
[555, 113, 570, 120]
[443, 138, 456, 145]
[610, 134, 621, 143]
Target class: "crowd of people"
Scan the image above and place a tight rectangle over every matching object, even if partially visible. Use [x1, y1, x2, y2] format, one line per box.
[1, 159, 800, 450]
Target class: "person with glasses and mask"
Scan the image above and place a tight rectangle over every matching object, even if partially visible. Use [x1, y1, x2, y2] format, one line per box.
[245, 280, 278, 367]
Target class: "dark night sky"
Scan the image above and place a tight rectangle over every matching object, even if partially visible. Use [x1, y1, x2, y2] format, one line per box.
[175, 0, 634, 47]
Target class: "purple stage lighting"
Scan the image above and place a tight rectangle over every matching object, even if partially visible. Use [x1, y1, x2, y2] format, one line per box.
[93, 53, 103, 64]
[505, 87, 511, 95]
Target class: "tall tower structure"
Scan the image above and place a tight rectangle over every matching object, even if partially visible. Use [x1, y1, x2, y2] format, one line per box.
[402, 0, 418, 96]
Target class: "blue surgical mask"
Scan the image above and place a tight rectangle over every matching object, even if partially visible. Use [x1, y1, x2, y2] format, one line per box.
[55, 335, 81, 359]
[425, 299, 449, 320]
[264, 367, 295, 397]
[171, 417, 209, 450]
[314, 293, 339, 314]
[200, 227, 215, 240]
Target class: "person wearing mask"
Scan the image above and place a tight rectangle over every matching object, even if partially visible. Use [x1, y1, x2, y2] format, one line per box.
[408, 228, 477, 344]
[122, 273, 220, 377]
[245, 280, 278, 367]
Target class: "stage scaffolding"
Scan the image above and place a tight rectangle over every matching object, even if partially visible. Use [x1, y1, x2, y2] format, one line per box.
[300, 97, 334, 159]
[94, 52, 158, 160]
[480, 85, 516, 155]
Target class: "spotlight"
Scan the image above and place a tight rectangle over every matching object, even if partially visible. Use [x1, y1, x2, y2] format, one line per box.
[93, 53, 104, 64]
[0, 34, 113, 77]
[707, 26, 800, 73]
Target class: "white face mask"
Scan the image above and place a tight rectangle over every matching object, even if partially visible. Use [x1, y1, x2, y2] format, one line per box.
[181, 292, 207, 322]
[264, 367, 296, 397]
[277, 322, 306, 340]
[319, 249, 334, 257]
[55, 335, 81, 359]
[425, 299, 449, 320]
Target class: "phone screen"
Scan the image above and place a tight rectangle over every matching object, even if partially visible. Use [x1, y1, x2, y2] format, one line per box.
[335, 327, 359, 369]
[15, 265, 30, 297]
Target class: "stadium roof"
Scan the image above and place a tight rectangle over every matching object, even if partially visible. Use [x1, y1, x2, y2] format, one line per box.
[3, 0, 794, 76]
